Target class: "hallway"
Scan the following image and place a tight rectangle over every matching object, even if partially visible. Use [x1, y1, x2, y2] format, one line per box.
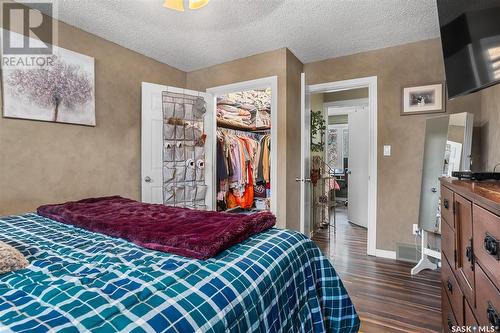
[312, 207, 442, 332]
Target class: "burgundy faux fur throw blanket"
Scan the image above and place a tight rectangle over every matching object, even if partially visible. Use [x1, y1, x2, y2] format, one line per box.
[37, 196, 276, 260]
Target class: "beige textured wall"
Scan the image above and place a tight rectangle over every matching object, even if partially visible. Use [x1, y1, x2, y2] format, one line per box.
[480, 84, 500, 171]
[304, 38, 481, 251]
[311, 93, 325, 112]
[0, 20, 186, 216]
[324, 88, 369, 102]
[186, 49, 290, 228]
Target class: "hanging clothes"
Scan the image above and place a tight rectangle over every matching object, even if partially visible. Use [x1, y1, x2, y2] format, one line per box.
[256, 134, 271, 185]
[216, 129, 271, 211]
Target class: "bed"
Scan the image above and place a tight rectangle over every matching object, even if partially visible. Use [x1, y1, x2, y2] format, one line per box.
[0, 213, 359, 332]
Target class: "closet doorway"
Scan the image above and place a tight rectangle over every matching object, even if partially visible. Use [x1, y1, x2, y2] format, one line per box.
[206, 77, 278, 215]
[140, 79, 276, 214]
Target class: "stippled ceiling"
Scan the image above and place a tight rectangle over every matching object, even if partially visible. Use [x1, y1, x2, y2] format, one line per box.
[50, 0, 440, 71]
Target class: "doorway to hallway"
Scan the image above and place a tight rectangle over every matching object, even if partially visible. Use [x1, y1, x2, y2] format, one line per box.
[325, 97, 369, 229]
[300, 75, 378, 256]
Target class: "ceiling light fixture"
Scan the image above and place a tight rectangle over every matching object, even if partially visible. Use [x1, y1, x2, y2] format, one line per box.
[163, 0, 209, 12]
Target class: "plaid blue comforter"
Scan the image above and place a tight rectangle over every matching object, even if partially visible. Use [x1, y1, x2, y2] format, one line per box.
[0, 214, 359, 333]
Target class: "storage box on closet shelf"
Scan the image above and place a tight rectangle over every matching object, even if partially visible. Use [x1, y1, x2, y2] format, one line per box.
[162, 91, 207, 210]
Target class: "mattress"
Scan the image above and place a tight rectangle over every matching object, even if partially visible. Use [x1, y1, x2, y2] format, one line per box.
[0, 214, 359, 333]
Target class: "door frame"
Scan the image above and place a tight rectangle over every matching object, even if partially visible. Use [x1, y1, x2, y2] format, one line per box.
[206, 76, 278, 215]
[300, 73, 311, 235]
[305, 76, 379, 257]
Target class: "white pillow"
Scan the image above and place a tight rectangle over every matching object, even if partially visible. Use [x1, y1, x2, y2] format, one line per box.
[0, 241, 29, 275]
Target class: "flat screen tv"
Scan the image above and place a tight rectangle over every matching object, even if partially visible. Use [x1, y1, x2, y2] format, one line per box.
[437, 0, 500, 99]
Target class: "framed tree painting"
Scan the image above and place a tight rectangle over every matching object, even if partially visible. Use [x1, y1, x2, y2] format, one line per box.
[401, 83, 445, 116]
[2, 32, 95, 126]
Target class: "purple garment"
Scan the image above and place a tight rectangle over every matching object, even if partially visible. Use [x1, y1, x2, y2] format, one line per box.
[217, 139, 228, 183]
[37, 196, 276, 260]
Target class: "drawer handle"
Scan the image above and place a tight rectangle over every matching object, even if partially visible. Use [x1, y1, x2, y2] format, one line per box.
[487, 302, 500, 331]
[484, 233, 500, 260]
[466, 246, 473, 262]
[446, 280, 453, 293]
[443, 199, 450, 209]
[466, 238, 474, 270]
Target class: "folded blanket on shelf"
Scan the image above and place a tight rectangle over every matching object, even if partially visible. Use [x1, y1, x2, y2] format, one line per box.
[217, 107, 253, 125]
[216, 89, 272, 128]
[37, 196, 276, 260]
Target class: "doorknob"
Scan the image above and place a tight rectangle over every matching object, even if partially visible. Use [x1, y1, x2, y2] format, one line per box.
[304, 178, 311, 183]
[144, 176, 152, 183]
[346, 170, 352, 175]
[431, 187, 437, 193]
[295, 177, 303, 182]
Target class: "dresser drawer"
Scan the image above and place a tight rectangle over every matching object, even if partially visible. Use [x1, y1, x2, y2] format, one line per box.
[443, 286, 459, 333]
[475, 264, 500, 329]
[473, 205, 500, 288]
[455, 194, 475, 305]
[442, 255, 464, 325]
[464, 298, 478, 327]
[441, 185, 455, 228]
[442, 217, 456, 270]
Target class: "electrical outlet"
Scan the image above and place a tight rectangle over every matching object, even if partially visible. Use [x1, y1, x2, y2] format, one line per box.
[412, 224, 420, 235]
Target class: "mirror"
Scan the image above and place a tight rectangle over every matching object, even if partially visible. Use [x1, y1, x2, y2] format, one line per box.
[418, 112, 473, 232]
[444, 113, 473, 175]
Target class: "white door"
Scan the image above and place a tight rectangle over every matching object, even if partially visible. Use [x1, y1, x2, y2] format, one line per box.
[347, 107, 369, 228]
[141, 82, 167, 204]
[141, 83, 213, 208]
[300, 73, 312, 235]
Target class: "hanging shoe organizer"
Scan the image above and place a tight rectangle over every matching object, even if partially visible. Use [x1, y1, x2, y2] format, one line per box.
[162, 91, 207, 210]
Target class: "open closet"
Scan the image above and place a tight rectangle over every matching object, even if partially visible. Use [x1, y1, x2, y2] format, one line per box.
[214, 88, 272, 213]
[141, 77, 277, 215]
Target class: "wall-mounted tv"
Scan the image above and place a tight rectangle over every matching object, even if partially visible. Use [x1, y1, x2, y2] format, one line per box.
[437, 0, 500, 99]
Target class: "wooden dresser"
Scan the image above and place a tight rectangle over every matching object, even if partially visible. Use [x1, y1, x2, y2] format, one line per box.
[440, 178, 500, 332]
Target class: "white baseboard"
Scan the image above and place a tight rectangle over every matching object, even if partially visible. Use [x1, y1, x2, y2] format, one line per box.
[375, 249, 397, 259]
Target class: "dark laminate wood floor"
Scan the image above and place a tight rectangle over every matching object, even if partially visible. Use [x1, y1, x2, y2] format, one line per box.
[312, 207, 442, 333]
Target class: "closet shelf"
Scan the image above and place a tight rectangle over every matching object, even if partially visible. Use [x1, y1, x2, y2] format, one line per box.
[217, 118, 270, 132]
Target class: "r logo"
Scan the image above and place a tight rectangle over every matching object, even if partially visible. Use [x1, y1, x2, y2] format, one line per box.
[2, 2, 53, 55]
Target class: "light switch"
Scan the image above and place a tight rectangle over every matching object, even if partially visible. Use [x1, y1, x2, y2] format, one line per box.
[383, 145, 391, 156]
